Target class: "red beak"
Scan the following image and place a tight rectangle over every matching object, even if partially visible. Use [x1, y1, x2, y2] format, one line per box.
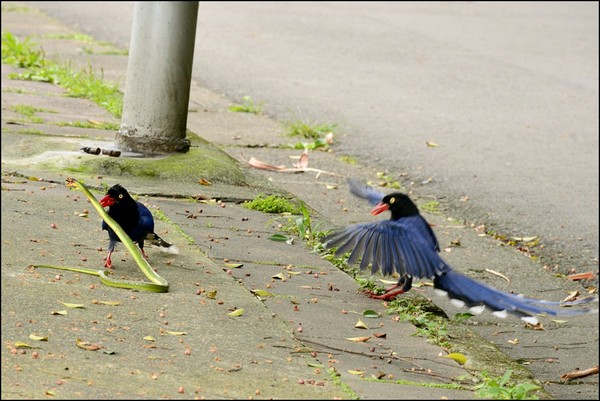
[99, 195, 115, 208]
[370, 202, 389, 216]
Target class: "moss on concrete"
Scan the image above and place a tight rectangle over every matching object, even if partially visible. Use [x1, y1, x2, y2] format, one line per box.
[64, 134, 253, 186]
[243, 194, 302, 214]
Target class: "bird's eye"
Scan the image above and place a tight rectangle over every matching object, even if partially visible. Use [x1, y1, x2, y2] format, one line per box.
[118, 194, 123, 199]
[389, 197, 395, 204]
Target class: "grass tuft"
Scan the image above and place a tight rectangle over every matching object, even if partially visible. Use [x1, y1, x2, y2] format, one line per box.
[1, 31, 123, 118]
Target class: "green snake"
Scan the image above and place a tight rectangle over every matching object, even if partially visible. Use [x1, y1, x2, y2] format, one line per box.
[32, 179, 170, 293]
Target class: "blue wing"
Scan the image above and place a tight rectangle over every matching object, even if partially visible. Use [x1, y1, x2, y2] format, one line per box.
[325, 215, 444, 279]
[133, 202, 155, 242]
[348, 178, 385, 205]
[324, 215, 596, 322]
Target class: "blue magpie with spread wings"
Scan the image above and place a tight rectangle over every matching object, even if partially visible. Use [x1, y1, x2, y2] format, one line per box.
[324, 178, 596, 324]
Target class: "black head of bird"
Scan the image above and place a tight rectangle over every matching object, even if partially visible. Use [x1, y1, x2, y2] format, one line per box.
[100, 184, 134, 208]
[99, 184, 139, 232]
[370, 193, 420, 220]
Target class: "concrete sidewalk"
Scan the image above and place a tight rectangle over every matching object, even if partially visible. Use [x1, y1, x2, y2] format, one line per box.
[1, 3, 597, 400]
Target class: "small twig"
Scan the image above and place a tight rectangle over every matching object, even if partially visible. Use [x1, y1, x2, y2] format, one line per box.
[485, 268, 510, 284]
[566, 272, 595, 281]
[560, 365, 599, 381]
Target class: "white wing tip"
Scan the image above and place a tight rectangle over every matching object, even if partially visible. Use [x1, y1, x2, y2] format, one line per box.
[450, 298, 466, 308]
[160, 245, 179, 254]
[521, 316, 539, 325]
[469, 305, 486, 315]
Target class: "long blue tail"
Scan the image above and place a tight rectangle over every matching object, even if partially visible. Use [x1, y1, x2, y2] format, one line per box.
[433, 269, 596, 324]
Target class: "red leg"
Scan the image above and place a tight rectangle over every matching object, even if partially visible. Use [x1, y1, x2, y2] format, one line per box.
[364, 284, 406, 301]
[364, 276, 413, 301]
[104, 251, 113, 269]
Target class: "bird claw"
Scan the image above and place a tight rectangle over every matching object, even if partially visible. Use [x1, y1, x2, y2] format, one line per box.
[363, 285, 405, 301]
[364, 290, 402, 301]
[104, 254, 113, 269]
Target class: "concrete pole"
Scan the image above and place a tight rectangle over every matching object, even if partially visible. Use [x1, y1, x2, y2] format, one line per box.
[118, 1, 199, 154]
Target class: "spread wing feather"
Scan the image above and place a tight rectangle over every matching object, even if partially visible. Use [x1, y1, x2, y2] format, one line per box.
[325, 216, 446, 279]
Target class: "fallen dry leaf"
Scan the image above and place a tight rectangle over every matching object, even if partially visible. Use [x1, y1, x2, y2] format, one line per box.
[244, 154, 338, 176]
[354, 319, 368, 329]
[59, 301, 85, 309]
[525, 322, 545, 331]
[164, 330, 188, 336]
[293, 150, 309, 169]
[347, 336, 370, 342]
[98, 301, 122, 306]
[14, 342, 35, 349]
[567, 272, 595, 281]
[561, 290, 580, 303]
[29, 334, 48, 341]
[227, 308, 245, 317]
[76, 338, 102, 351]
[443, 352, 467, 365]
[247, 157, 286, 171]
[347, 370, 364, 376]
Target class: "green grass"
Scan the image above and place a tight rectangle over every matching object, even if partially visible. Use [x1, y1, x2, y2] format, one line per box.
[53, 120, 119, 130]
[243, 194, 302, 214]
[326, 368, 359, 399]
[339, 155, 357, 165]
[42, 33, 129, 56]
[279, 202, 325, 243]
[419, 200, 440, 215]
[81, 46, 129, 56]
[385, 295, 451, 348]
[282, 119, 337, 150]
[1, 4, 31, 12]
[1, 31, 123, 117]
[474, 370, 541, 400]
[228, 95, 264, 114]
[6, 128, 47, 136]
[9, 104, 56, 123]
[43, 33, 97, 43]
[1, 31, 45, 68]
[2, 87, 35, 94]
[285, 120, 336, 140]
[364, 376, 465, 391]
[375, 171, 404, 190]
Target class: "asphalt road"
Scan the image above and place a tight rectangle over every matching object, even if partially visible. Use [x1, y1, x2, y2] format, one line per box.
[29, 1, 599, 276]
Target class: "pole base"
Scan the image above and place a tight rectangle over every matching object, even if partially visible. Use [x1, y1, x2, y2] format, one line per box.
[117, 128, 190, 154]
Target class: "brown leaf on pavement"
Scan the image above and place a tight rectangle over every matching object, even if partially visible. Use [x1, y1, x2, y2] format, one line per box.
[247, 157, 286, 171]
[76, 338, 102, 351]
[566, 272, 595, 281]
[293, 150, 309, 169]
